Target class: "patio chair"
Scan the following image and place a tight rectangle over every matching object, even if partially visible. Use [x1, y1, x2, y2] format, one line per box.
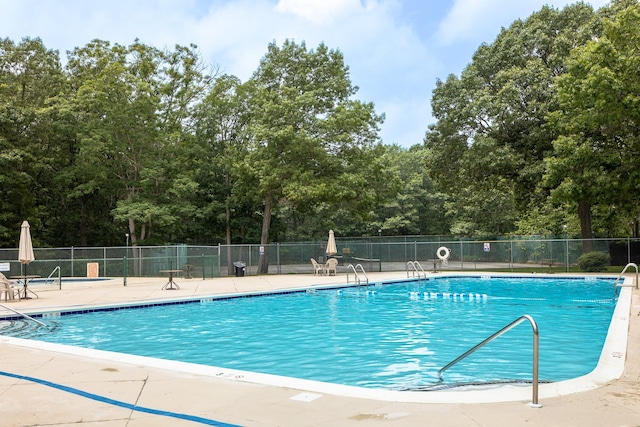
[325, 258, 339, 276]
[310, 258, 324, 276]
[0, 273, 20, 301]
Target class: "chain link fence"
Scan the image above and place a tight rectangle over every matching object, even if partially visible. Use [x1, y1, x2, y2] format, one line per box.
[224, 237, 639, 275]
[1, 237, 638, 288]
[0, 245, 220, 292]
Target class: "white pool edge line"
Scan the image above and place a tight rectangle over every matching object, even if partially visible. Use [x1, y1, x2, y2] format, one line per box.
[0, 276, 631, 404]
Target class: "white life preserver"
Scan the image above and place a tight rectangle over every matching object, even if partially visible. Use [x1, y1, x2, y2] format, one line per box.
[437, 246, 450, 263]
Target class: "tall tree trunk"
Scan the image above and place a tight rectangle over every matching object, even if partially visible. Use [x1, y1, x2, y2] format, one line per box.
[128, 217, 140, 276]
[258, 195, 272, 274]
[578, 200, 594, 253]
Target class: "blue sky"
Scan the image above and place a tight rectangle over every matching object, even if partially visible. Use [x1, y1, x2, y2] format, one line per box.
[1, 0, 609, 147]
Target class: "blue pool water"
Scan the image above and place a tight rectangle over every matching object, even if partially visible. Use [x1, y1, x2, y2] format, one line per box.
[2, 276, 618, 390]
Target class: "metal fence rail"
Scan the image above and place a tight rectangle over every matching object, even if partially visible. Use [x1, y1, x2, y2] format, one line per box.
[1, 237, 639, 280]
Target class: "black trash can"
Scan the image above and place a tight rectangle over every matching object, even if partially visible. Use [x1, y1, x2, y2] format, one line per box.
[233, 261, 246, 277]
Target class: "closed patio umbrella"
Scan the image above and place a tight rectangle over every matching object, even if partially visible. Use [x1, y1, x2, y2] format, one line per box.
[18, 220, 35, 298]
[326, 229, 337, 257]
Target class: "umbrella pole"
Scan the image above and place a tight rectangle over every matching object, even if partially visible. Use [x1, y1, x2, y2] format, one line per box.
[20, 263, 34, 299]
[23, 264, 27, 299]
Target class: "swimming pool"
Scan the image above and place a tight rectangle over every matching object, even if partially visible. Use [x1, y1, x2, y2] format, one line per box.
[0, 275, 622, 392]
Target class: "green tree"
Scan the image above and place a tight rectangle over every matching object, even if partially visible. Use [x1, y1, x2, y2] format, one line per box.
[65, 40, 213, 250]
[425, 3, 600, 236]
[245, 40, 383, 273]
[0, 37, 66, 246]
[371, 144, 448, 236]
[546, 0, 640, 244]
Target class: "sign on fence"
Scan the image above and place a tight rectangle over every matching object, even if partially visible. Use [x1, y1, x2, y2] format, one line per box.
[87, 262, 99, 278]
[0, 262, 9, 271]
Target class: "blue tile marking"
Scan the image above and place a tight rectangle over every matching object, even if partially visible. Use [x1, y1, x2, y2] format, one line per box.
[0, 290, 312, 321]
[0, 370, 242, 427]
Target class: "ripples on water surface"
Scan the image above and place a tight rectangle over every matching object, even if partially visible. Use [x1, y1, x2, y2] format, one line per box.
[3, 276, 617, 390]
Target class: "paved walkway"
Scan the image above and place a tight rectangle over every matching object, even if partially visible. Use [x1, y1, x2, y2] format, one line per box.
[1, 272, 639, 426]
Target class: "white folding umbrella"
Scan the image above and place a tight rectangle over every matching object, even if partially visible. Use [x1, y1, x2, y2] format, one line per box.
[326, 229, 337, 257]
[18, 220, 35, 298]
[18, 220, 35, 265]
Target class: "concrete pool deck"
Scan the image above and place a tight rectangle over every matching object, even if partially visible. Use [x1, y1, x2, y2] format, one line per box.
[1, 272, 639, 426]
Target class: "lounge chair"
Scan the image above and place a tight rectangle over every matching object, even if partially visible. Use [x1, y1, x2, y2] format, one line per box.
[0, 273, 20, 301]
[325, 258, 338, 276]
[310, 258, 324, 276]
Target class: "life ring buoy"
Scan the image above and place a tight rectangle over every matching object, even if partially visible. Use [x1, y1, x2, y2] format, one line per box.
[437, 246, 450, 262]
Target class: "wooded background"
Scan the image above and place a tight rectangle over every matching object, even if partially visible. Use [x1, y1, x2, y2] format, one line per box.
[1, 1, 638, 274]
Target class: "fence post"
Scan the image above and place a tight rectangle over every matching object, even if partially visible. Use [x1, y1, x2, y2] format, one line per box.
[201, 254, 206, 280]
[123, 256, 127, 287]
[277, 242, 281, 275]
[510, 240, 514, 272]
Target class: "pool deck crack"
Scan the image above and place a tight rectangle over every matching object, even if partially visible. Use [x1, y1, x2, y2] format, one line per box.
[130, 375, 149, 417]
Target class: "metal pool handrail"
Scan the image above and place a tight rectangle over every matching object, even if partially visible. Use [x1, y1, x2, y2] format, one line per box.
[46, 265, 62, 289]
[346, 263, 369, 285]
[406, 261, 427, 279]
[437, 314, 541, 408]
[614, 263, 638, 290]
[0, 303, 46, 327]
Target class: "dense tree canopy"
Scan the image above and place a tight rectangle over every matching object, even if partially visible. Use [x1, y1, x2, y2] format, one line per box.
[1, 1, 639, 253]
[546, 0, 640, 244]
[0, 37, 392, 250]
[425, 2, 602, 237]
[0, 37, 66, 244]
[242, 40, 384, 272]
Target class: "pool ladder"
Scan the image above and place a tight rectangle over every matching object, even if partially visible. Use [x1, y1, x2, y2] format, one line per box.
[45, 265, 62, 289]
[614, 263, 638, 293]
[406, 261, 427, 279]
[438, 314, 541, 408]
[346, 263, 368, 285]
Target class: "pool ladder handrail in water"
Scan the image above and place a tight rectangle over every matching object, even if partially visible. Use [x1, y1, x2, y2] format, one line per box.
[437, 314, 541, 408]
[614, 263, 638, 293]
[406, 261, 427, 279]
[346, 263, 369, 285]
[45, 265, 62, 289]
[0, 303, 46, 327]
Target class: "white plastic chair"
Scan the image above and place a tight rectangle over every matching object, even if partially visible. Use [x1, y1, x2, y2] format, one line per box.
[310, 258, 324, 276]
[0, 273, 20, 301]
[325, 258, 338, 276]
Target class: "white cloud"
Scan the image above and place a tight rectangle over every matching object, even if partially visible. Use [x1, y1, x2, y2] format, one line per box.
[186, 0, 279, 79]
[378, 99, 431, 146]
[435, 0, 612, 47]
[275, 0, 363, 25]
[190, 0, 438, 145]
[0, 0, 202, 55]
[2, 0, 607, 147]
[440, 0, 496, 45]
[0, 0, 437, 146]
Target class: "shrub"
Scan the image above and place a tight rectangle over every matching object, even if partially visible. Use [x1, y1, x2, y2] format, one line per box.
[577, 251, 611, 272]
